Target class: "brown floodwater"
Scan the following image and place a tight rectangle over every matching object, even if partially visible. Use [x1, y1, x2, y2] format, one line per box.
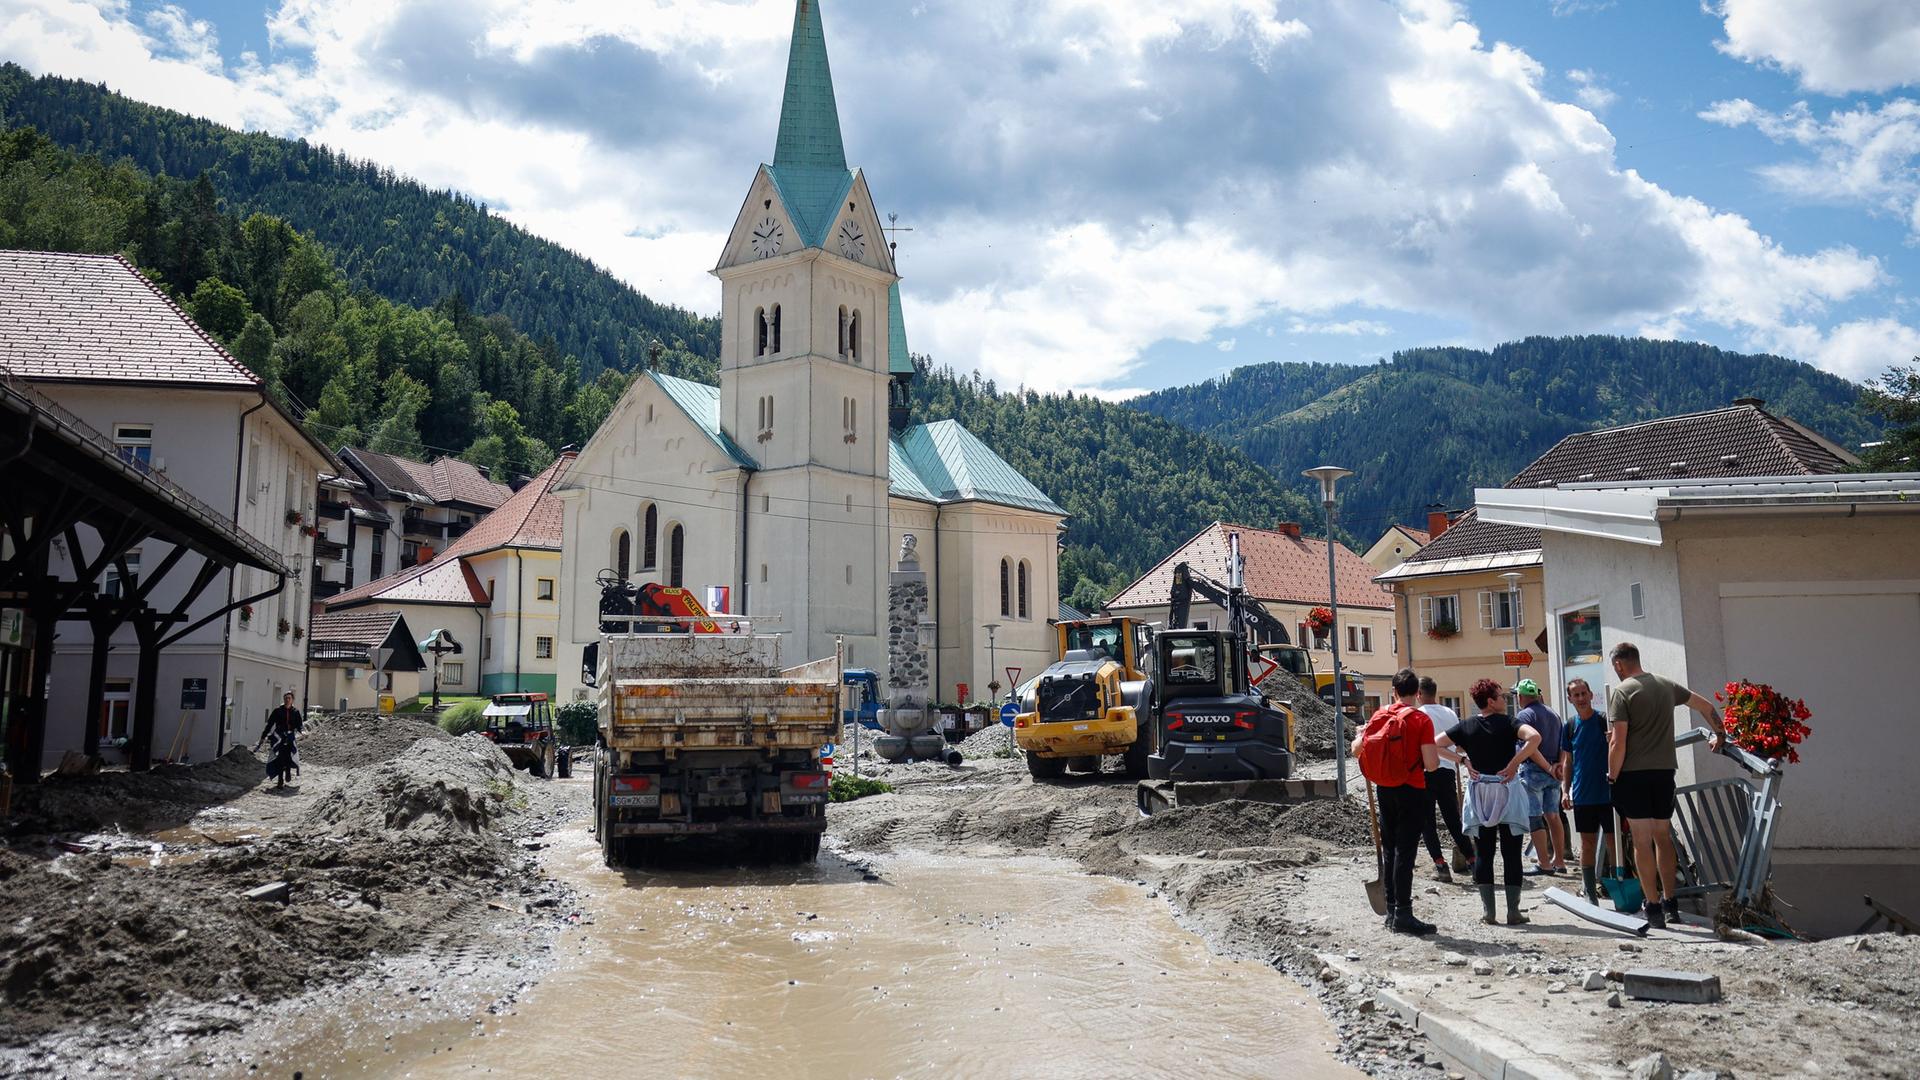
[262, 825, 1361, 1079]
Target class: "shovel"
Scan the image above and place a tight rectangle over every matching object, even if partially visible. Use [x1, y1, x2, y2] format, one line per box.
[1363, 779, 1388, 916]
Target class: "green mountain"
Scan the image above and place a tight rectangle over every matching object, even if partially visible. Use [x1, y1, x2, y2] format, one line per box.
[1130, 337, 1881, 541]
[0, 62, 719, 378]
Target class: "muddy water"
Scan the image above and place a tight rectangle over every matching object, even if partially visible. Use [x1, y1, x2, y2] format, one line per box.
[276, 825, 1361, 1079]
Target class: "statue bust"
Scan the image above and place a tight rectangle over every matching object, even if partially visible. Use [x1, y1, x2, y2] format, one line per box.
[898, 533, 919, 566]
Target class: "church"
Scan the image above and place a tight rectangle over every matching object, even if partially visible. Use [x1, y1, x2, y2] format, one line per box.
[554, 0, 1066, 703]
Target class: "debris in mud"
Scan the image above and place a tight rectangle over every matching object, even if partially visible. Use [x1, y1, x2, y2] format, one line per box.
[310, 736, 516, 834]
[4, 747, 264, 836]
[1264, 671, 1340, 758]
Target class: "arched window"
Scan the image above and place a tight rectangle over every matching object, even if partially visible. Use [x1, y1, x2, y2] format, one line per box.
[838, 305, 850, 358]
[1018, 560, 1031, 620]
[613, 529, 631, 580]
[641, 504, 658, 570]
[755, 307, 768, 357]
[769, 304, 782, 354]
[668, 524, 686, 588]
[847, 309, 860, 363]
[999, 558, 1012, 617]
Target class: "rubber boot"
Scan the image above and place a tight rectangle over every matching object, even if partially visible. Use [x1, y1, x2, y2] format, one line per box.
[1663, 897, 1682, 924]
[1384, 904, 1395, 930]
[1581, 866, 1599, 906]
[1504, 885, 1530, 925]
[1433, 860, 1454, 884]
[1478, 885, 1498, 926]
[1646, 899, 1668, 930]
[1392, 906, 1437, 936]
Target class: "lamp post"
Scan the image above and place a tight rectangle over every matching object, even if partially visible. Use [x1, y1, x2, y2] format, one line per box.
[1303, 466, 1354, 797]
[981, 622, 1003, 752]
[1501, 570, 1524, 700]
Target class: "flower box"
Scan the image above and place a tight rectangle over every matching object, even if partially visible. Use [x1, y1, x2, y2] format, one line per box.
[1425, 619, 1459, 641]
[1718, 680, 1812, 764]
[285, 509, 305, 527]
[1306, 606, 1335, 633]
[277, 617, 291, 638]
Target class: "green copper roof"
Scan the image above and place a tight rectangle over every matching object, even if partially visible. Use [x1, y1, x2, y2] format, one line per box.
[647, 371, 758, 471]
[774, 0, 845, 172]
[891, 421, 1068, 516]
[887, 282, 914, 376]
[766, 2, 855, 249]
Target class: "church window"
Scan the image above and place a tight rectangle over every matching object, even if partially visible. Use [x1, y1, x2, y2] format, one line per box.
[847, 310, 860, 364]
[668, 524, 686, 588]
[641, 504, 659, 570]
[755, 308, 769, 358]
[999, 558, 1012, 618]
[646, 403, 654, 424]
[838, 306, 850, 358]
[845, 564, 853, 585]
[760, 564, 768, 583]
[842, 397, 858, 443]
[762, 494, 771, 512]
[770, 304, 782, 353]
[613, 530, 631, 580]
[846, 495, 853, 513]
[1018, 561, 1032, 620]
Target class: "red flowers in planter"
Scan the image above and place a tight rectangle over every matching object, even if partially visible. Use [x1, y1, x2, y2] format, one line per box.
[1306, 606, 1335, 633]
[1718, 680, 1813, 764]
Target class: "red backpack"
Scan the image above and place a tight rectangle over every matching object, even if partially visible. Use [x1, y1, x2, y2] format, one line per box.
[1358, 703, 1424, 785]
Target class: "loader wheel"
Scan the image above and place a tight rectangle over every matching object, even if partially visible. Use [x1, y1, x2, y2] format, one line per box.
[1026, 754, 1067, 781]
[1122, 729, 1150, 780]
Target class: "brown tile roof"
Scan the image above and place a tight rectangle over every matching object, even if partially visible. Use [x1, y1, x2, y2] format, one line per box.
[0, 251, 260, 388]
[1107, 521, 1393, 612]
[1395, 524, 1431, 545]
[342, 448, 511, 509]
[323, 455, 570, 610]
[1405, 403, 1859, 567]
[309, 609, 406, 648]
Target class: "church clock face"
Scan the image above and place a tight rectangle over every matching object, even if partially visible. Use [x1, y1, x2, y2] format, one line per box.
[837, 221, 866, 262]
[751, 217, 785, 259]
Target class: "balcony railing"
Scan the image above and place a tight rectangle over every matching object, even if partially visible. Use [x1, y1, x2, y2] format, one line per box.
[313, 580, 347, 600]
[313, 536, 348, 559]
[445, 519, 473, 538]
[316, 498, 349, 521]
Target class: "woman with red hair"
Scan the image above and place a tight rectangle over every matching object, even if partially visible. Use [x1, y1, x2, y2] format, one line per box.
[1436, 678, 1543, 926]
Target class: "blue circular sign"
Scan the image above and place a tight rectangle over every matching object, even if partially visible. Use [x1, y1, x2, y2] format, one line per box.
[818, 742, 837, 759]
[1000, 703, 1018, 728]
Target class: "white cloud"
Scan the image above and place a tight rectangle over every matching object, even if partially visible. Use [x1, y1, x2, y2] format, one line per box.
[1713, 0, 1920, 94]
[1289, 319, 1393, 336]
[1, 0, 1911, 391]
[1704, 98, 1920, 239]
[1216, 337, 1238, 352]
[1566, 68, 1616, 111]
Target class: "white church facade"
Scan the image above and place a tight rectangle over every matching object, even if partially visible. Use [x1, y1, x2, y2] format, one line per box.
[554, 0, 1065, 703]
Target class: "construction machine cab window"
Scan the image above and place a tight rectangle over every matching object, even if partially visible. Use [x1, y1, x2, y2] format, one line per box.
[1063, 624, 1122, 662]
[1162, 636, 1221, 687]
[1038, 673, 1104, 722]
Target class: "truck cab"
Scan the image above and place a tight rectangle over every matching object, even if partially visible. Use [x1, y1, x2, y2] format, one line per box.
[843, 668, 882, 729]
[1146, 630, 1292, 783]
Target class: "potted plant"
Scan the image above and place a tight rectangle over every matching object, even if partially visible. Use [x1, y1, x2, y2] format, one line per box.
[1426, 617, 1459, 641]
[238, 603, 253, 625]
[285, 508, 305, 527]
[301, 524, 318, 538]
[277, 617, 291, 638]
[1306, 606, 1335, 634]
[292, 625, 305, 641]
[1718, 680, 1812, 764]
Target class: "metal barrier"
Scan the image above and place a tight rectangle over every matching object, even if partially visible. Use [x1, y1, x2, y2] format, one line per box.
[1671, 727, 1784, 907]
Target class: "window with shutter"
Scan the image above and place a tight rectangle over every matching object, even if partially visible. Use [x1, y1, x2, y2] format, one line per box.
[1478, 590, 1494, 629]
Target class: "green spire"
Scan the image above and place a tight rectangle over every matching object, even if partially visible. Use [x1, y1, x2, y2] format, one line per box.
[888, 282, 914, 376]
[773, 0, 846, 171]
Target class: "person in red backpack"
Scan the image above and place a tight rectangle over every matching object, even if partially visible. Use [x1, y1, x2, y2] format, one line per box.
[1352, 668, 1440, 935]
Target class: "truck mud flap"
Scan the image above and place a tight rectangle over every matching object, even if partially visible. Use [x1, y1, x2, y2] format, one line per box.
[1137, 777, 1339, 816]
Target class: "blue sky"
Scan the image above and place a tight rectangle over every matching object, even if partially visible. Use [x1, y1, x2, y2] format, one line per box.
[6, 1, 1920, 396]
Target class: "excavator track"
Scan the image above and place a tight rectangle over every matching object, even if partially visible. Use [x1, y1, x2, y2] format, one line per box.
[1135, 777, 1340, 817]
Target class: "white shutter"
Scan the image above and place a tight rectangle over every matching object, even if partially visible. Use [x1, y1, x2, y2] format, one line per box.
[1419, 596, 1434, 629]
[1478, 590, 1494, 629]
[1513, 587, 1524, 629]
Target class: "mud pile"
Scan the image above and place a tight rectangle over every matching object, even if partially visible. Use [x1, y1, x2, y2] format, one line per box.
[311, 735, 515, 834]
[1264, 671, 1340, 758]
[4, 746, 265, 836]
[300, 711, 450, 769]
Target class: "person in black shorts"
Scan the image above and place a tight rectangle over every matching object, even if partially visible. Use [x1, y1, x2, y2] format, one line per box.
[1558, 678, 1615, 905]
[1605, 642, 1726, 929]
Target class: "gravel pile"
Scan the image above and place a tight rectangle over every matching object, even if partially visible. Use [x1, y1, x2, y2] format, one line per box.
[1265, 671, 1340, 758]
[957, 724, 1016, 759]
[1273, 797, 1372, 847]
[301, 711, 450, 769]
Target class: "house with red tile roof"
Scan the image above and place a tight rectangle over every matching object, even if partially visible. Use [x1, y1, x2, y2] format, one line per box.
[324, 454, 570, 696]
[0, 249, 336, 763]
[311, 448, 515, 604]
[1105, 521, 1402, 712]
[1361, 521, 1433, 576]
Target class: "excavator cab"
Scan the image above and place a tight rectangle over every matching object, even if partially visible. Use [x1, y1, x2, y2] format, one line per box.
[1055, 617, 1152, 681]
[1145, 630, 1292, 784]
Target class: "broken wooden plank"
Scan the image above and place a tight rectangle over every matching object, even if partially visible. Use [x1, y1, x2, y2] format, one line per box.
[243, 881, 290, 903]
[1623, 968, 1723, 1004]
[1544, 886, 1649, 937]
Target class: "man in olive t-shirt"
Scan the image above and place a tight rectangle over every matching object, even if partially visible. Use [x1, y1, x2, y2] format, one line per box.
[1605, 641, 1726, 929]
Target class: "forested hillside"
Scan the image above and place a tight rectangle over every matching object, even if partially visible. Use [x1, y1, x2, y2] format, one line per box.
[0, 63, 719, 378]
[911, 367, 1322, 610]
[1131, 337, 1881, 540]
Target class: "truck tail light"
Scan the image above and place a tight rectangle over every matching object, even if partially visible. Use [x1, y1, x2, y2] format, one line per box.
[612, 776, 652, 794]
[1233, 711, 1256, 730]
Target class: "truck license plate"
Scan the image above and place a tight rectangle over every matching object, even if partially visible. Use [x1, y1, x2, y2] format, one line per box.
[610, 794, 658, 808]
[1072, 724, 1089, 731]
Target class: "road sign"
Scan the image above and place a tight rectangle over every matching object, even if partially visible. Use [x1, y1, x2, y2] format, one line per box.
[1005, 666, 1022, 690]
[180, 677, 208, 711]
[1503, 650, 1534, 667]
[819, 742, 837, 760]
[1000, 702, 1018, 728]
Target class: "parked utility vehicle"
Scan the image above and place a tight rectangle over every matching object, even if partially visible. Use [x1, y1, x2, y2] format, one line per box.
[480, 693, 560, 778]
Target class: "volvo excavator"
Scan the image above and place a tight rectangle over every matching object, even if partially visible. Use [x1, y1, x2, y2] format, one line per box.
[1134, 534, 1340, 815]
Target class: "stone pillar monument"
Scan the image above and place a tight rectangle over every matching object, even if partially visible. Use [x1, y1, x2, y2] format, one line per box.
[876, 534, 950, 762]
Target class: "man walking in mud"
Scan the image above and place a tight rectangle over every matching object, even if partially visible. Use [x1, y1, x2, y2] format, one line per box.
[257, 692, 304, 784]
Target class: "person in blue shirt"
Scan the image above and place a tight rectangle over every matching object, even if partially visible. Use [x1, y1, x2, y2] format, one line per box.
[1557, 678, 1615, 905]
[1514, 679, 1567, 875]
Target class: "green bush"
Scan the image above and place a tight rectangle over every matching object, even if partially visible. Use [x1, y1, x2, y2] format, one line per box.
[438, 699, 488, 736]
[556, 701, 599, 745]
[829, 773, 894, 803]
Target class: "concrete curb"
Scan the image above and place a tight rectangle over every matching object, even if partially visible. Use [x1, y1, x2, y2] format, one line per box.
[1318, 954, 1599, 1080]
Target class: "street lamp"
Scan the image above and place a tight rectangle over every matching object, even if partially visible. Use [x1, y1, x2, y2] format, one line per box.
[1501, 570, 1524, 697]
[981, 623, 1001, 704]
[1303, 466, 1354, 797]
